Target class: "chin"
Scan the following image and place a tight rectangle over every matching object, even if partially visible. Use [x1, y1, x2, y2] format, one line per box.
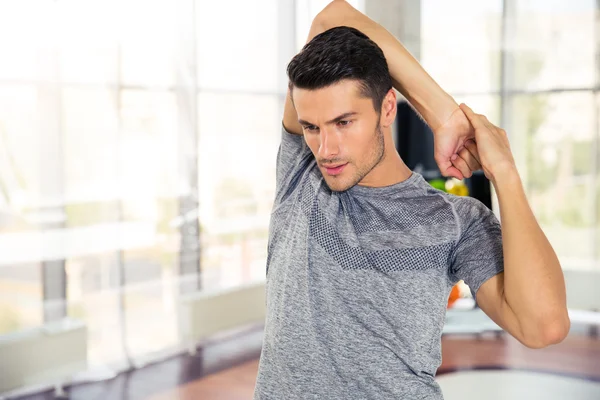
[324, 177, 354, 192]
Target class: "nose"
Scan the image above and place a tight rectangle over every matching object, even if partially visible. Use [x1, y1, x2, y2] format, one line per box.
[317, 127, 341, 160]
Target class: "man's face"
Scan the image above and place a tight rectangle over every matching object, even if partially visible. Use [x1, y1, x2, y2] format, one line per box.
[292, 80, 385, 192]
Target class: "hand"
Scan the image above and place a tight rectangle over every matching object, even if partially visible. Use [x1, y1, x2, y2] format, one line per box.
[451, 103, 517, 183]
[432, 106, 476, 180]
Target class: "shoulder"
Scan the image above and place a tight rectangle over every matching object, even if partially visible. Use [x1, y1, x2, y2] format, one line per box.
[443, 193, 500, 234]
[445, 194, 492, 217]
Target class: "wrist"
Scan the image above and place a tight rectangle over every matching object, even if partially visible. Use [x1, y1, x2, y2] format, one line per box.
[430, 103, 469, 136]
[489, 162, 521, 189]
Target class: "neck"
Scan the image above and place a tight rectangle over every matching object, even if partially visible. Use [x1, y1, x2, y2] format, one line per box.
[357, 130, 413, 188]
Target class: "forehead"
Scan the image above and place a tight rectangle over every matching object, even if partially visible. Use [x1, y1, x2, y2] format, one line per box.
[292, 80, 372, 119]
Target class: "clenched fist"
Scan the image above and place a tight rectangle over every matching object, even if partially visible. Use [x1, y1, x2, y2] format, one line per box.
[448, 103, 517, 184]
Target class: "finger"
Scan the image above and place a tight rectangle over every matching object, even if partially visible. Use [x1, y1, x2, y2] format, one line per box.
[459, 104, 487, 130]
[458, 146, 481, 172]
[435, 154, 464, 180]
[445, 165, 464, 180]
[464, 140, 481, 165]
[451, 154, 473, 179]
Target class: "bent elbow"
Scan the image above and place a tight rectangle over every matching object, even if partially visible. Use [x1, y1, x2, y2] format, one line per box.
[315, 1, 351, 29]
[522, 313, 570, 349]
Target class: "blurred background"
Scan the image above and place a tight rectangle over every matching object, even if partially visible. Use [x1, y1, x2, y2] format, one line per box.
[0, 0, 598, 399]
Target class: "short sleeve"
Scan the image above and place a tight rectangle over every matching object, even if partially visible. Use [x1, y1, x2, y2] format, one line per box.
[448, 196, 504, 298]
[274, 123, 314, 204]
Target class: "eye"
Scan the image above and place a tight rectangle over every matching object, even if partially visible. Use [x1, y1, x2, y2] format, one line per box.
[304, 125, 319, 132]
[337, 120, 351, 127]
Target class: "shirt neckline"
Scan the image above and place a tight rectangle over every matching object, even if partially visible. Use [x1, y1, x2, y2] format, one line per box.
[347, 171, 423, 197]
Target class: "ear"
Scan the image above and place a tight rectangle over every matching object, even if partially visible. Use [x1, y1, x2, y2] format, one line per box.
[380, 89, 397, 128]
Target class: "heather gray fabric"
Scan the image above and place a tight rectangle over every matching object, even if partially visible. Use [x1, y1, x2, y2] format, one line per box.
[253, 126, 504, 399]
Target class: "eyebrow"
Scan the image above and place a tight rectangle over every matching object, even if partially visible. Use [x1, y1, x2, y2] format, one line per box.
[298, 112, 358, 127]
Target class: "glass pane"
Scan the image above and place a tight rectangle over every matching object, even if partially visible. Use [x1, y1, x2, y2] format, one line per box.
[508, 92, 595, 269]
[453, 94, 501, 125]
[119, 90, 179, 201]
[58, 0, 119, 85]
[64, 89, 182, 364]
[421, 0, 503, 94]
[119, 90, 180, 357]
[196, 0, 278, 92]
[119, 0, 178, 87]
[0, 262, 42, 335]
[0, 84, 44, 335]
[198, 92, 280, 290]
[62, 88, 119, 204]
[0, 85, 42, 208]
[63, 87, 123, 365]
[122, 199, 179, 359]
[66, 252, 124, 366]
[0, 2, 52, 81]
[507, 0, 595, 91]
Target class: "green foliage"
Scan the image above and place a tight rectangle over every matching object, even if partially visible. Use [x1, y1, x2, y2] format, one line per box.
[522, 95, 555, 192]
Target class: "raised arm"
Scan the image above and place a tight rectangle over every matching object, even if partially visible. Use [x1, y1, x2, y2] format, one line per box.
[283, 0, 472, 179]
[455, 104, 570, 349]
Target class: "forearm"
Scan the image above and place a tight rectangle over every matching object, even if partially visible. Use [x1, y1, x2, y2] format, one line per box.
[493, 169, 569, 343]
[315, 0, 458, 131]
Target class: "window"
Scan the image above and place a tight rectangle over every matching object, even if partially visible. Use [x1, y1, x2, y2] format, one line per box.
[452, 94, 501, 125]
[423, 0, 599, 272]
[503, 0, 598, 269]
[0, 2, 50, 81]
[509, 93, 596, 263]
[58, 1, 119, 85]
[0, 85, 44, 335]
[196, 0, 279, 92]
[0, 0, 298, 375]
[120, 1, 178, 87]
[197, 92, 280, 290]
[421, 0, 503, 94]
[507, 0, 595, 91]
[119, 90, 180, 358]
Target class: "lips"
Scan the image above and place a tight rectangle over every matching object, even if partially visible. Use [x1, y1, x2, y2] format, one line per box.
[322, 163, 347, 176]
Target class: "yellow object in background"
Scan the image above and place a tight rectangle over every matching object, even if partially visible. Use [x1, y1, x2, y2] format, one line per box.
[445, 178, 469, 197]
[428, 178, 447, 192]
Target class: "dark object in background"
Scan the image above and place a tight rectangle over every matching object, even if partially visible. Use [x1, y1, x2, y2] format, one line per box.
[395, 100, 492, 210]
[466, 171, 492, 210]
[395, 101, 439, 180]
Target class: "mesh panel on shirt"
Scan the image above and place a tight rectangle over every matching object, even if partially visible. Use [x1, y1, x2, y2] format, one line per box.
[310, 202, 453, 273]
[349, 196, 455, 234]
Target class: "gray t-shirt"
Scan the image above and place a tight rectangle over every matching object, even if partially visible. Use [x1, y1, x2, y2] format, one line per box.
[254, 127, 504, 399]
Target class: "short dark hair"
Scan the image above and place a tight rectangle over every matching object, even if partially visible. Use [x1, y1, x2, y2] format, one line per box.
[287, 26, 393, 113]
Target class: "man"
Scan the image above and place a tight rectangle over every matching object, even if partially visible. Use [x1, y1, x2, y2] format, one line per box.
[254, 1, 570, 399]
